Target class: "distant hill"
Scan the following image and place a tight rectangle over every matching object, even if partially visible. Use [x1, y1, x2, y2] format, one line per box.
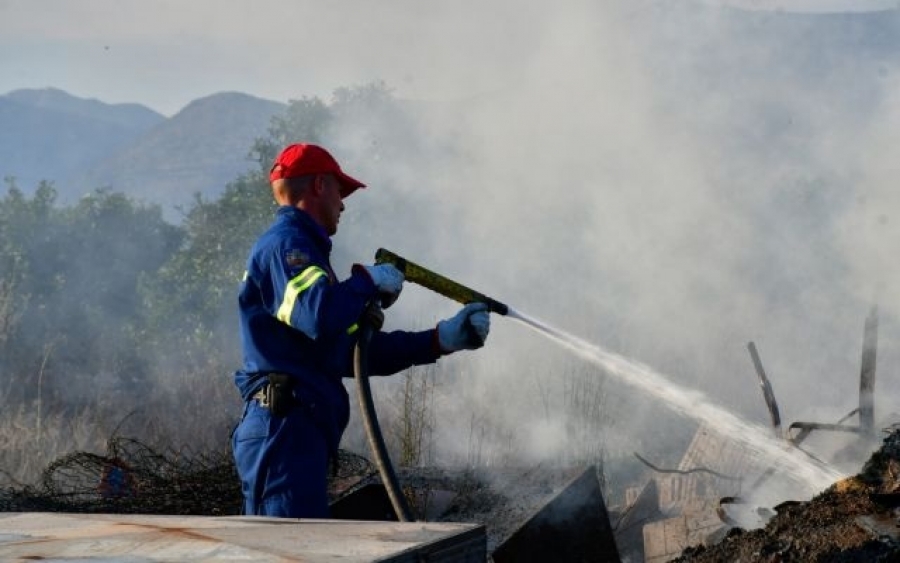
[78, 92, 286, 218]
[0, 88, 165, 193]
[0, 88, 286, 220]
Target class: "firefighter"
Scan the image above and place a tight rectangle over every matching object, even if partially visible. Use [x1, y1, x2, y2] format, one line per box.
[232, 143, 490, 518]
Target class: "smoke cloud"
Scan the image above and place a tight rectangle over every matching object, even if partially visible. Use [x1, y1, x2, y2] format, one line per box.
[328, 1, 900, 478]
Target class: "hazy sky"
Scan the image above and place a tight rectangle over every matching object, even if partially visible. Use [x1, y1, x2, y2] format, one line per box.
[1, 0, 897, 115]
[1, 0, 543, 115]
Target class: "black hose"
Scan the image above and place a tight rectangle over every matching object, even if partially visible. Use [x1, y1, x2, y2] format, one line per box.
[353, 303, 414, 522]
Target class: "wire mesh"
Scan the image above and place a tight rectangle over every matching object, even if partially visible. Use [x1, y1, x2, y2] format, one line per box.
[0, 437, 376, 515]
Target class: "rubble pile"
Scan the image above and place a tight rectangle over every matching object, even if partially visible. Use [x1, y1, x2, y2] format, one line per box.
[673, 428, 900, 562]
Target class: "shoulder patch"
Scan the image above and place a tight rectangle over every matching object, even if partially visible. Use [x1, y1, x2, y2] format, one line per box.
[284, 249, 310, 268]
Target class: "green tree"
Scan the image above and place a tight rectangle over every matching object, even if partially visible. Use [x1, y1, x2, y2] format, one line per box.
[138, 171, 273, 355]
[0, 181, 182, 404]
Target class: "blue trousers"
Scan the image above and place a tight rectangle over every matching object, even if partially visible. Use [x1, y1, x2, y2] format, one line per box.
[232, 400, 330, 518]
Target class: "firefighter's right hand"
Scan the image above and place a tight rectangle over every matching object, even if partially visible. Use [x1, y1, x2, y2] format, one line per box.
[356, 263, 404, 308]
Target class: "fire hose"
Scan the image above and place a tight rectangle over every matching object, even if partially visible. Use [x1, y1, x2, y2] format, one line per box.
[352, 248, 509, 521]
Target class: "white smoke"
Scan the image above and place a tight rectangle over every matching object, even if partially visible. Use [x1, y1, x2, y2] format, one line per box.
[337, 1, 900, 479]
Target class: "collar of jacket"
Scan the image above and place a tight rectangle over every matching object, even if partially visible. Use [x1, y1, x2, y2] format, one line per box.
[275, 206, 333, 253]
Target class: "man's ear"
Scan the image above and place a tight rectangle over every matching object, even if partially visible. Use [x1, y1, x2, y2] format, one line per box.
[312, 174, 325, 195]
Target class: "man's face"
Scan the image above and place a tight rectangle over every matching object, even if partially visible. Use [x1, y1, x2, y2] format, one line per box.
[318, 174, 345, 236]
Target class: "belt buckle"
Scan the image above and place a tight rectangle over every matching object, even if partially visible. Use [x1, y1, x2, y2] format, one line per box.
[253, 387, 269, 408]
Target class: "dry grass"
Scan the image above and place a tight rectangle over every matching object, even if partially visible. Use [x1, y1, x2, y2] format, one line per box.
[0, 363, 241, 487]
[0, 403, 107, 486]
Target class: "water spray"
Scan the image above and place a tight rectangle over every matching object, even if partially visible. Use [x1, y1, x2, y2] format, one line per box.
[368, 249, 846, 505]
[504, 307, 846, 492]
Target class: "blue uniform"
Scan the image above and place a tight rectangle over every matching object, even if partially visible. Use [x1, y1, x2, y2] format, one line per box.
[232, 206, 440, 517]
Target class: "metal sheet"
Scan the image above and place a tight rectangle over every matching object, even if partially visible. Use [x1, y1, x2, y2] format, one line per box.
[490, 467, 620, 563]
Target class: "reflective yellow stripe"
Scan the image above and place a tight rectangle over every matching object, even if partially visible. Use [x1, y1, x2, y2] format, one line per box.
[276, 266, 327, 325]
[347, 323, 358, 335]
[242, 271, 248, 282]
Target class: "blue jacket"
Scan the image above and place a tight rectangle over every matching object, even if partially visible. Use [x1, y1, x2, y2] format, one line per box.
[234, 206, 440, 450]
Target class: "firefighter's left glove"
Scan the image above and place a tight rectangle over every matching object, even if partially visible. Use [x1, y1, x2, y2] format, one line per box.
[437, 302, 490, 353]
[355, 263, 404, 309]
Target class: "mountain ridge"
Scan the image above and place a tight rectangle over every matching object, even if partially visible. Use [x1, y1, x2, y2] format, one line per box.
[76, 91, 285, 216]
[0, 88, 286, 218]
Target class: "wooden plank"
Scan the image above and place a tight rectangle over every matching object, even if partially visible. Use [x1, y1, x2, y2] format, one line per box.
[0, 513, 486, 562]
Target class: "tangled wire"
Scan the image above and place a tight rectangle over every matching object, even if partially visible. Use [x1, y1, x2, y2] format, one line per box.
[0, 437, 376, 515]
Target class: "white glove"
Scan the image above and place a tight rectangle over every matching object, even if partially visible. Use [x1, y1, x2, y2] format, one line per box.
[359, 263, 404, 308]
[437, 302, 490, 353]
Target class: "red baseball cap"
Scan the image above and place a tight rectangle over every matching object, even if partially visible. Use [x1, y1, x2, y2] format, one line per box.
[269, 143, 366, 198]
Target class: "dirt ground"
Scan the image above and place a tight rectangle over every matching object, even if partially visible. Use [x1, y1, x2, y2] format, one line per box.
[672, 428, 900, 562]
